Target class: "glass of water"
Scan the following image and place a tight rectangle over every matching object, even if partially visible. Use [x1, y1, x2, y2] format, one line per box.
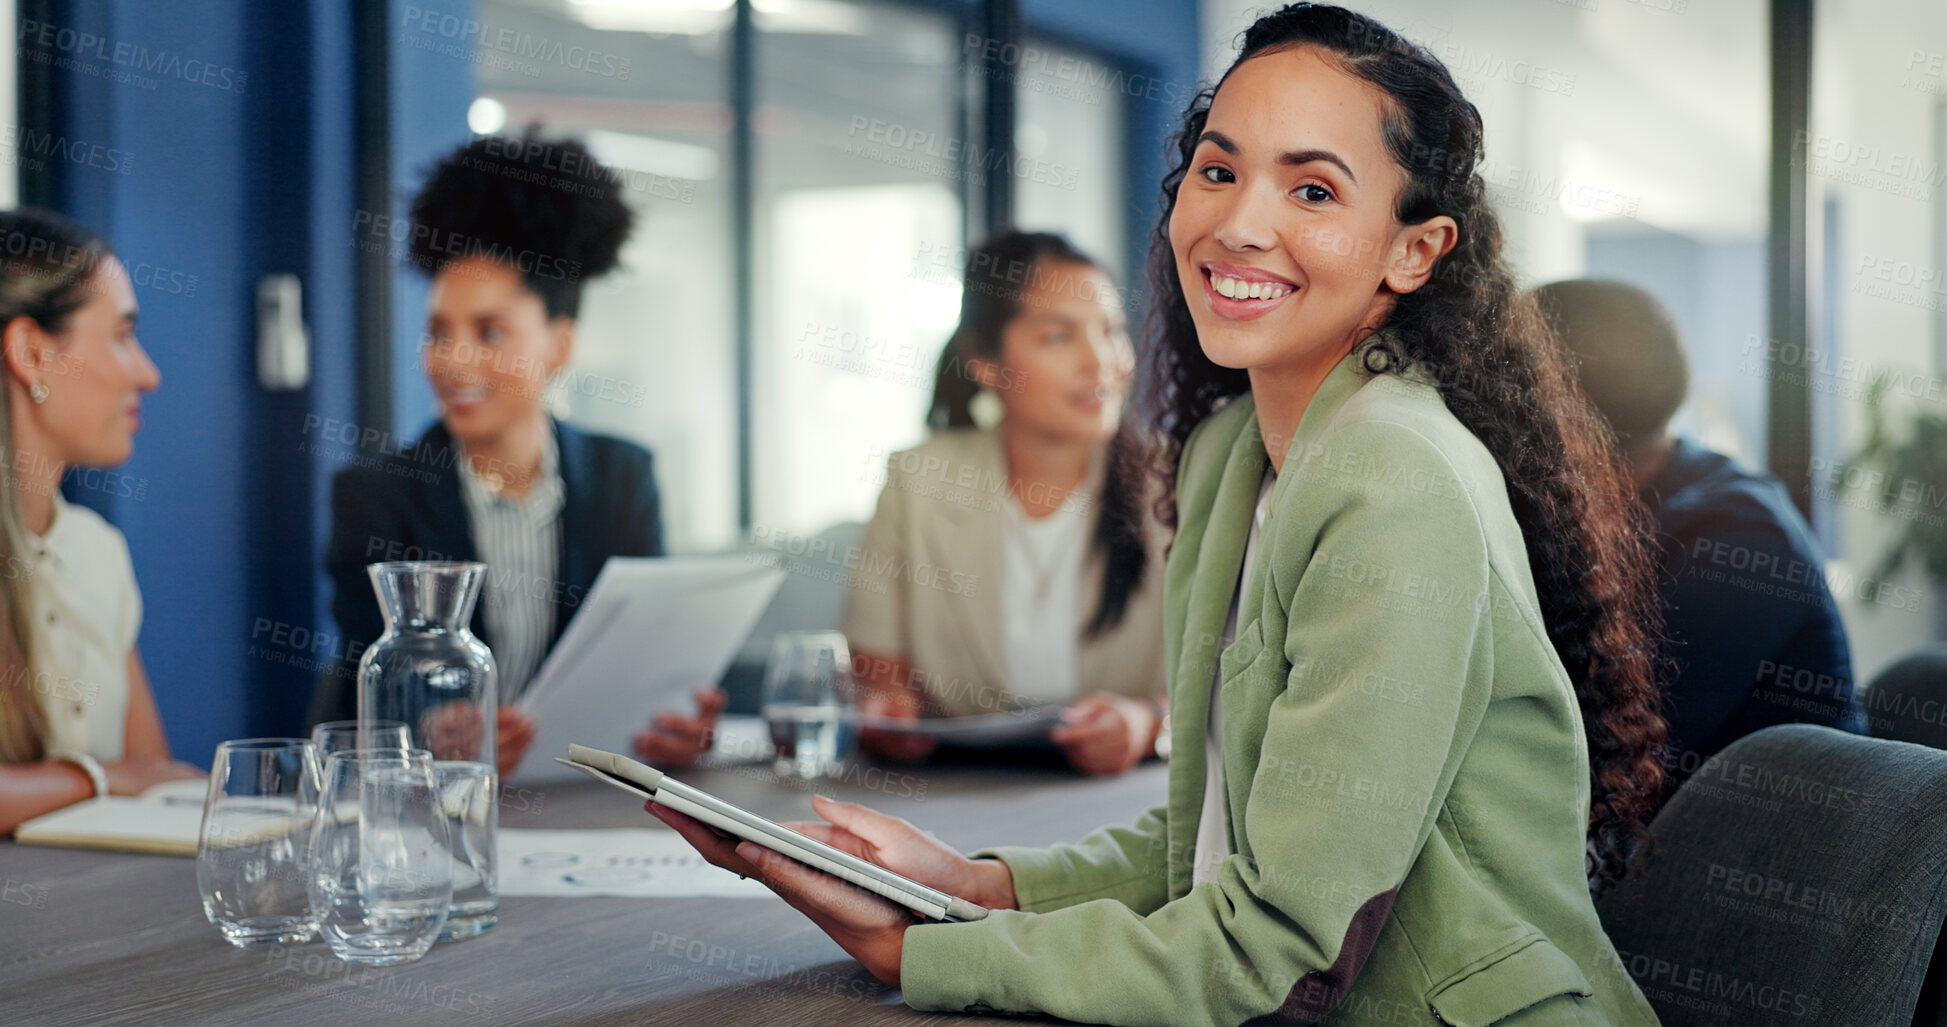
[309, 748, 453, 966]
[309, 719, 411, 757]
[432, 759, 498, 939]
[761, 630, 859, 779]
[197, 738, 322, 947]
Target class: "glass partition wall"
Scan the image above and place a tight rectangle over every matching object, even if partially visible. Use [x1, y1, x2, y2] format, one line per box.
[467, 0, 1135, 549]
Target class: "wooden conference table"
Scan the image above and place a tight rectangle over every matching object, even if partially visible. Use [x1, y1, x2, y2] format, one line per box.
[1, 752, 1167, 1026]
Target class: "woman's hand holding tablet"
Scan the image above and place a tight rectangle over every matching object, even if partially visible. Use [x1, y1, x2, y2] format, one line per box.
[648, 794, 1018, 986]
[779, 796, 1018, 915]
[559, 744, 1011, 984]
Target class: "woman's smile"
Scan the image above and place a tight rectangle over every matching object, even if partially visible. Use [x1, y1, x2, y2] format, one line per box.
[434, 379, 491, 413]
[1198, 260, 1300, 321]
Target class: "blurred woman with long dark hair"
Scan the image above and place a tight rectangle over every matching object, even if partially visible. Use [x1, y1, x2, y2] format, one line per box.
[644, 230, 1170, 776]
[845, 229, 1168, 774]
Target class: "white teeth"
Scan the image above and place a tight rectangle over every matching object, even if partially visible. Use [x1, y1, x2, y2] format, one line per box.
[450, 386, 487, 404]
[1211, 274, 1291, 301]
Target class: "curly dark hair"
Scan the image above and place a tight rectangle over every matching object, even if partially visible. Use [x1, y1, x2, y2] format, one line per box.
[926, 229, 1151, 638]
[408, 129, 635, 320]
[1144, 4, 1667, 890]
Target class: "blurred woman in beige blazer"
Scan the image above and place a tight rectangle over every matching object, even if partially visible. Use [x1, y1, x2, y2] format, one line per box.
[842, 231, 1168, 775]
[642, 231, 1167, 775]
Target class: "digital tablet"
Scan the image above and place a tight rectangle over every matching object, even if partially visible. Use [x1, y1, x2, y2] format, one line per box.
[556, 744, 988, 923]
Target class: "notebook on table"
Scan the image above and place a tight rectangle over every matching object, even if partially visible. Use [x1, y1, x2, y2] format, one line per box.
[14, 778, 207, 856]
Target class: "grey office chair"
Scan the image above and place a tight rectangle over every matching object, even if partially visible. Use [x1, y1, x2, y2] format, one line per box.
[1862, 644, 1947, 1025]
[1596, 725, 1947, 1027]
[1863, 644, 1947, 751]
[721, 521, 866, 712]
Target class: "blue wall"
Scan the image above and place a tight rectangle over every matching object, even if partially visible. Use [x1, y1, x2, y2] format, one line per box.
[50, 1, 359, 764]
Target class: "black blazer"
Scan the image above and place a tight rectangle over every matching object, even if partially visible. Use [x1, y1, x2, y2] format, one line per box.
[308, 419, 664, 725]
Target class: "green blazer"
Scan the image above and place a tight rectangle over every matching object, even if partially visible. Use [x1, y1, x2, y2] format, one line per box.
[901, 344, 1660, 1026]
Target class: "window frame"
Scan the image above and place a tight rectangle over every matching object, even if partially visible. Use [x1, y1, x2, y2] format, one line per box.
[356, 0, 1148, 541]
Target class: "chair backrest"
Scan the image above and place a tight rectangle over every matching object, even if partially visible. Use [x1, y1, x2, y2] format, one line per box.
[719, 521, 866, 711]
[1596, 724, 1947, 1027]
[1863, 646, 1947, 1025]
[1863, 644, 1947, 750]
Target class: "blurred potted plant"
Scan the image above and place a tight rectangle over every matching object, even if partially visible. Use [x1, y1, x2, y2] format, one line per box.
[1846, 376, 1947, 637]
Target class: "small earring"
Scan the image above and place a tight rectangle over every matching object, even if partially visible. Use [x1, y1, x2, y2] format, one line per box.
[969, 387, 1004, 430]
[27, 381, 48, 404]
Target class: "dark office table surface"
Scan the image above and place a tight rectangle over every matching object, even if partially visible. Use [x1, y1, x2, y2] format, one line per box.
[0, 753, 1168, 1026]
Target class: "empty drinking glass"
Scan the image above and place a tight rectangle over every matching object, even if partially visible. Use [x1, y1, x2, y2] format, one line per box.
[197, 738, 322, 947]
[432, 759, 498, 939]
[761, 631, 859, 779]
[310, 719, 411, 757]
[309, 748, 453, 966]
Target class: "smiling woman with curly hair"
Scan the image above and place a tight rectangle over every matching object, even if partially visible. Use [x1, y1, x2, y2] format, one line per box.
[651, 6, 1668, 1024]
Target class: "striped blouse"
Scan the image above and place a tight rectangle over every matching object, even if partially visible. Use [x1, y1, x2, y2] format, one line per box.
[457, 431, 565, 704]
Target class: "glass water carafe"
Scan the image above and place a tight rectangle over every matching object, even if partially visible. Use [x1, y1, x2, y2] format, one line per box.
[356, 560, 500, 939]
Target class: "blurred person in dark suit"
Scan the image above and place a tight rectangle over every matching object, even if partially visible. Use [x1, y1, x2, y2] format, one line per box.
[1535, 278, 1866, 794]
[311, 133, 685, 778]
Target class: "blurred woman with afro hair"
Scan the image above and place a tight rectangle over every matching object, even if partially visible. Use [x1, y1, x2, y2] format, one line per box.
[312, 131, 703, 777]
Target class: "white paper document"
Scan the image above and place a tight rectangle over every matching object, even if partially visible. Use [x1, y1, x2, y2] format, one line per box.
[701, 714, 774, 766]
[512, 556, 786, 783]
[497, 828, 772, 899]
